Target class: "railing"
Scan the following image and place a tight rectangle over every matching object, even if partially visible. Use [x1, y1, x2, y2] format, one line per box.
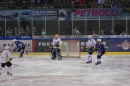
[0, 16, 130, 38]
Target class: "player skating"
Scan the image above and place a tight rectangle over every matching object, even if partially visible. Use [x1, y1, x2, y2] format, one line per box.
[86, 35, 96, 63]
[0, 46, 13, 75]
[51, 34, 62, 60]
[13, 39, 28, 57]
[95, 39, 108, 65]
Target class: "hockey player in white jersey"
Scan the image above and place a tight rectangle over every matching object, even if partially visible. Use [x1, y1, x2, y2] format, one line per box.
[0, 46, 13, 75]
[86, 35, 96, 63]
[52, 34, 62, 60]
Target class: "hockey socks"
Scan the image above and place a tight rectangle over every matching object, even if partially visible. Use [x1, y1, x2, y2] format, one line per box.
[0, 67, 2, 75]
[7, 65, 12, 75]
[86, 54, 92, 63]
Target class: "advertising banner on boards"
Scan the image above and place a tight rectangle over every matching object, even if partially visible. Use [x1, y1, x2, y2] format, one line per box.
[58, 8, 130, 20]
[0, 10, 58, 20]
[0, 40, 32, 51]
[110, 38, 130, 52]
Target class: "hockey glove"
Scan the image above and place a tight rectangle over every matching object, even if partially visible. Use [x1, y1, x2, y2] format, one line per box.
[58, 45, 62, 49]
[9, 57, 13, 61]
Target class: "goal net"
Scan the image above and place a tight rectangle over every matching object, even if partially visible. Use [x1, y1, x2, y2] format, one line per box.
[61, 40, 81, 58]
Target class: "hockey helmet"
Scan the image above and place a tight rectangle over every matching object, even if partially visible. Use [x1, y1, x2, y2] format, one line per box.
[55, 34, 59, 38]
[97, 39, 101, 42]
[13, 39, 17, 42]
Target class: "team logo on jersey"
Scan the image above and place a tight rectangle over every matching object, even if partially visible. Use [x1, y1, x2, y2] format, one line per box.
[117, 40, 130, 50]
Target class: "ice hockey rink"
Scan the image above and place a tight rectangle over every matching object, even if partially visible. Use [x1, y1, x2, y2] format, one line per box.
[0, 53, 130, 86]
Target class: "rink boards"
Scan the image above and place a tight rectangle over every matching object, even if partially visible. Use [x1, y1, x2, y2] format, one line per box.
[0, 52, 129, 57]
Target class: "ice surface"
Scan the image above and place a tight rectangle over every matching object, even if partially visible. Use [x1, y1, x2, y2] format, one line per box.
[0, 55, 130, 86]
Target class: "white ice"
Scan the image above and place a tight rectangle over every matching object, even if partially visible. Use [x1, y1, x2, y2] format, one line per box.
[0, 55, 130, 86]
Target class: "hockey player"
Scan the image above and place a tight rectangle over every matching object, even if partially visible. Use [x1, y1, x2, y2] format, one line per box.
[13, 39, 28, 57]
[52, 34, 62, 60]
[86, 35, 96, 63]
[0, 46, 13, 75]
[95, 39, 107, 65]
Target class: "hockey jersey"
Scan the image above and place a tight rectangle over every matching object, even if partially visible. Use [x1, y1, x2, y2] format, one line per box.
[15, 41, 25, 49]
[1, 50, 12, 63]
[86, 39, 96, 48]
[52, 38, 62, 48]
[96, 43, 108, 52]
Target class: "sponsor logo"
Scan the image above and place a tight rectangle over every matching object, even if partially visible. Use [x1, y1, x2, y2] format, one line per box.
[117, 40, 130, 50]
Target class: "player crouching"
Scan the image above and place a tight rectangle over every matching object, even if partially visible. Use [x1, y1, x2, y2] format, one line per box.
[95, 39, 108, 65]
[0, 46, 13, 75]
[13, 39, 28, 57]
[51, 34, 62, 60]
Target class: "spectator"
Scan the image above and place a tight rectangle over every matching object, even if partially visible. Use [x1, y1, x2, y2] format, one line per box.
[120, 30, 127, 35]
[98, 0, 105, 5]
[48, 0, 54, 8]
[0, 26, 4, 36]
[111, 1, 117, 8]
[114, 24, 124, 35]
[71, 0, 75, 8]
[8, 0, 14, 9]
[72, 27, 81, 35]
[91, 0, 97, 8]
[13, 27, 18, 36]
[20, 27, 25, 36]
[92, 30, 97, 35]
[6, 26, 12, 36]
[43, 3, 48, 8]
[124, 0, 130, 7]
[85, 0, 92, 8]
[111, 0, 118, 4]
[32, 27, 36, 36]
[20, 17, 29, 30]
[42, 28, 46, 36]
[64, 10, 71, 20]
[35, 0, 44, 5]
[117, 0, 123, 8]
[66, 1, 71, 8]
[79, 0, 86, 8]
[63, 22, 72, 34]
[25, 25, 31, 36]
[74, 0, 79, 8]
[103, 0, 110, 8]
[22, 0, 28, 9]
[59, 0, 65, 8]
[30, 0, 35, 5]
[105, 24, 112, 35]
[100, 29, 104, 35]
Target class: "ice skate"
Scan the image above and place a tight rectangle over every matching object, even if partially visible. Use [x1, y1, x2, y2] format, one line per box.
[86, 61, 92, 63]
[19, 54, 23, 57]
[26, 51, 28, 55]
[58, 56, 62, 60]
[95, 62, 101, 65]
[7, 71, 12, 76]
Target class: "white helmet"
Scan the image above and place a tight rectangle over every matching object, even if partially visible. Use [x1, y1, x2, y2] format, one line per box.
[97, 39, 101, 42]
[5, 46, 10, 50]
[88, 35, 92, 38]
[13, 39, 16, 42]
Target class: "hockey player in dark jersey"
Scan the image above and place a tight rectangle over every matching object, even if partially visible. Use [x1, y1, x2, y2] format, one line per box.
[13, 39, 28, 57]
[95, 39, 108, 65]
